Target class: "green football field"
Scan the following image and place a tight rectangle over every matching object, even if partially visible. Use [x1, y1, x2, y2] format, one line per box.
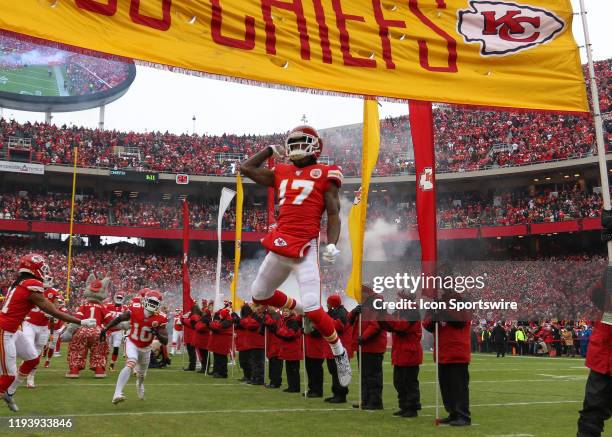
[0, 352, 605, 437]
[0, 65, 63, 96]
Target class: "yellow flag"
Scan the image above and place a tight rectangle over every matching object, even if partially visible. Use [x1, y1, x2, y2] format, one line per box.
[346, 98, 380, 303]
[231, 173, 244, 310]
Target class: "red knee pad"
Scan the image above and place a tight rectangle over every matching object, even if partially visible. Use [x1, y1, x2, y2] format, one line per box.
[253, 290, 296, 310]
[19, 357, 40, 376]
[305, 307, 338, 342]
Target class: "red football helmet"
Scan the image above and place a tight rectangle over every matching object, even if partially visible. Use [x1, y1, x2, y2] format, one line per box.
[284, 125, 322, 161]
[19, 253, 51, 284]
[139, 288, 151, 297]
[113, 292, 126, 305]
[143, 290, 163, 313]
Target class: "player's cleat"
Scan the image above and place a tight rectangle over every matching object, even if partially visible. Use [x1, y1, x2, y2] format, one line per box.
[94, 367, 107, 378]
[112, 394, 126, 405]
[334, 350, 352, 387]
[1, 392, 19, 412]
[136, 380, 145, 400]
[53, 352, 61, 357]
[44, 360, 50, 368]
[110, 363, 115, 371]
[65, 368, 80, 378]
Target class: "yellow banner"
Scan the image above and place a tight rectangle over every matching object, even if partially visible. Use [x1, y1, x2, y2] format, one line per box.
[0, 0, 586, 112]
[346, 98, 380, 303]
[231, 172, 244, 310]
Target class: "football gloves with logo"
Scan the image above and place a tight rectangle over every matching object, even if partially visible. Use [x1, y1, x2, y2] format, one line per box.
[80, 318, 97, 328]
[268, 144, 286, 159]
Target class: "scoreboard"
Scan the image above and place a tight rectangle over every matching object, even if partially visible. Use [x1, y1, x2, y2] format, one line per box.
[109, 169, 159, 183]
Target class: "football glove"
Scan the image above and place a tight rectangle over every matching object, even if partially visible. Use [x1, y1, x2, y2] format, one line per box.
[268, 144, 286, 159]
[99, 329, 107, 342]
[80, 318, 97, 328]
[322, 244, 340, 264]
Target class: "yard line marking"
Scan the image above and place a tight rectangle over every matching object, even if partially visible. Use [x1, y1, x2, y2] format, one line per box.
[39, 400, 584, 418]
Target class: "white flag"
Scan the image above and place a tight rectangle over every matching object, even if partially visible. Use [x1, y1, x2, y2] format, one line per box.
[214, 187, 236, 312]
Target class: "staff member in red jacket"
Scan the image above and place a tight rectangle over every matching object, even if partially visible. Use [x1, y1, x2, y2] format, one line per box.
[325, 294, 350, 404]
[304, 317, 328, 398]
[193, 307, 212, 374]
[181, 304, 199, 371]
[577, 321, 612, 437]
[237, 304, 265, 385]
[423, 298, 472, 427]
[380, 310, 423, 418]
[264, 309, 283, 388]
[208, 308, 233, 378]
[276, 309, 303, 393]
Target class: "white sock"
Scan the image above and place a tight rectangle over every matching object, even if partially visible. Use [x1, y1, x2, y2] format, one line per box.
[27, 369, 36, 384]
[330, 340, 345, 356]
[7, 374, 25, 396]
[114, 366, 132, 397]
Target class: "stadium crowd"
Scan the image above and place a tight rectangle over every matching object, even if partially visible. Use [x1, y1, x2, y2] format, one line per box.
[1, 60, 609, 176]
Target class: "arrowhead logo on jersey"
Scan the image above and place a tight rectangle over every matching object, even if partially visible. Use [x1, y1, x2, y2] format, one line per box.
[274, 237, 288, 247]
[295, 170, 302, 176]
[457, 1, 565, 56]
[310, 168, 322, 179]
[419, 167, 434, 191]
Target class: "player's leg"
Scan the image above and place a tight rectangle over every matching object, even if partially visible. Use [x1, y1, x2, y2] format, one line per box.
[135, 347, 151, 400]
[7, 330, 39, 396]
[0, 330, 19, 412]
[27, 326, 49, 388]
[295, 242, 351, 387]
[110, 332, 122, 370]
[251, 252, 296, 310]
[113, 339, 137, 404]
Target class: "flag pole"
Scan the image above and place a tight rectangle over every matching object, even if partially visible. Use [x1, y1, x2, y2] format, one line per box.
[358, 313, 362, 410]
[65, 146, 78, 303]
[264, 325, 268, 386]
[435, 322, 440, 425]
[302, 332, 308, 397]
[578, 0, 612, 325]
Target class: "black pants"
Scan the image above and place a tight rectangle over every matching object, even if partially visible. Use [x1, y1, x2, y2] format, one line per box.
[185, 344, 196, 370]
[326, 358, 349, 400]
[361, 352, 384, 408]
[577, 370, 612, 437]
[249, 349, 265, 384]
[213, 353, 228, 377]
[496, 342, 505, 357]
[285, 360, 301, 391]
[269, 357, 283, 387]
[439, 363, 470, 422]
[394, 365, 421, 412]
[305, 357, 324, 395]
[238, 350, 252, 380]
[198, 348, 210, 372]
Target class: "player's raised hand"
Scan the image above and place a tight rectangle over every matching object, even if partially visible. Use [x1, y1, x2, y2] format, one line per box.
[268, 144, 286, 159]
[322, 243, 340, 264]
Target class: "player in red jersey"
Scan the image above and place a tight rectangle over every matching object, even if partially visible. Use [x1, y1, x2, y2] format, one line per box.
[130, 288, 149, 306]
[21, 286, 62, 388]
[171, 308, 183, 355]
[104, 292, 129, 370]
[240, 125, 351, 387]
[0, 254, 97, 412]
[100, 289, 168, 404]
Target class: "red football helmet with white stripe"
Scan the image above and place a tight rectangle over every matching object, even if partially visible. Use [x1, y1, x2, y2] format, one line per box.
[284, 125, 323, 161]
[143, 290, 163, 314]
[19, 253, 52, 285]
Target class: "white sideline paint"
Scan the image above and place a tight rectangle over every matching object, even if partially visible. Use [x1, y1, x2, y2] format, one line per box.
[47, 399, 583, 418]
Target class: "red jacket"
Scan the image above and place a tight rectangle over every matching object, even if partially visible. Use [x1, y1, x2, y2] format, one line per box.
[305, 331, 330, 359]
[358, 320, 387, 354]
[383, 320, 423, 367]
[208, 319, 233, 355]
[276, 315, 303, 361]
[264, 313, 282, 359]
[181, 313, 198, 345]
[585, 322, 612, 376]
[237, 315, 264, 351]
[193, 317, 210, 350]
[330, 307, 354, 359]
[423, 321, 471, 364]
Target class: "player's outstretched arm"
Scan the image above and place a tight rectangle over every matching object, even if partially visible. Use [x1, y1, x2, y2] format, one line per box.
[325, 183, 341, 245]
[240, 147, 275, 187]
[153, 326, 169, 345]
[29, 292, 84, 325]
[103, 311, 131, 331]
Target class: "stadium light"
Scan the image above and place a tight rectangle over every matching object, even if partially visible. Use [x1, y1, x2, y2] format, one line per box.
[533, 178, 539, 182]
[564, 175, 570, 178]
[574, 173, 580, 177]
[545, 177, 551, 180]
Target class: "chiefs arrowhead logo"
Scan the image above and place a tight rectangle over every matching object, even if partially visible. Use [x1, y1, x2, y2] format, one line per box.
[274, 237, 287, 247]
[457, 1, 565, 57]
[419, 167, 434, 191]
